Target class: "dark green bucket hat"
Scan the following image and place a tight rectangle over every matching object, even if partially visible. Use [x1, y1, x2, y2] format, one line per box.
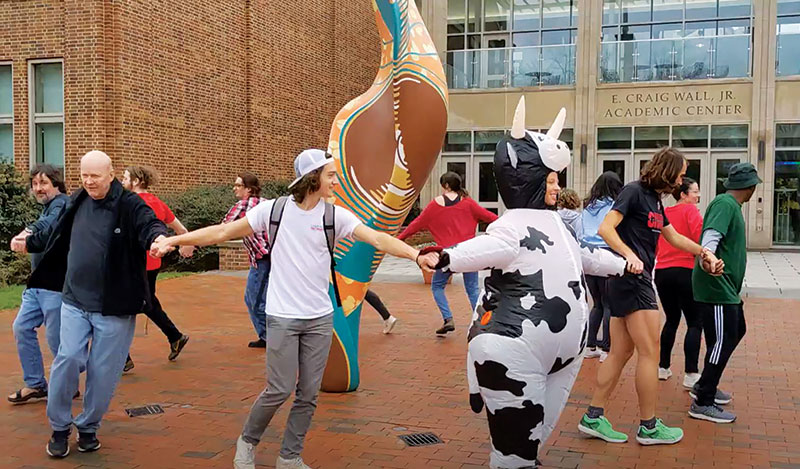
[723, 162, 762, 190]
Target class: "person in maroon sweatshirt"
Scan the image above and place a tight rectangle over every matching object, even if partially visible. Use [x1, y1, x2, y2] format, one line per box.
[398, 172, 498, 335]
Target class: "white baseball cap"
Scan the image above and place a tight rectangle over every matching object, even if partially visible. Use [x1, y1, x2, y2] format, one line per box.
[288, 149, 334, 189]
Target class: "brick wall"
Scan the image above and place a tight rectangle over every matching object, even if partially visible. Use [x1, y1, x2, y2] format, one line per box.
[1, 0, 379, 194]
[218, 240, 250, 271]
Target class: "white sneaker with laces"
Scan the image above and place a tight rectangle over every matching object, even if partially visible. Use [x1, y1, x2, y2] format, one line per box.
[276, 456, 312, 469]
[382, 316, 398, 334]
[599, 351, 608, 362]
[683, 372, 701, 389]
[658, 367, 673, 380]
[584, 347, 602, 359]
[233, 436, 256, 469]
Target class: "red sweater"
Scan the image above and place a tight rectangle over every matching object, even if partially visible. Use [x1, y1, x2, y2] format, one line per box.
[398, 196, 498, 247]
[656, 203, 702, 270]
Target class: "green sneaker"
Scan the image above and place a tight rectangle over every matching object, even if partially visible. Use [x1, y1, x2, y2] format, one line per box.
[578, 414, 628, 443]
[636, 419, 684, 445]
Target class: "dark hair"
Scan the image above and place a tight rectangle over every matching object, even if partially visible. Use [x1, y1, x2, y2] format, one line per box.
[125, 165, 159, 189]
[558, 188, 581, 210]
[440, 171, 469, 197]
[640, 147, 686, 193]
[238, 171, 261, 198]
[30, 164, 66, 194]
[584, 170, 623, 208]
[290, 167, 322, 203]
[671, 176, 697, 201]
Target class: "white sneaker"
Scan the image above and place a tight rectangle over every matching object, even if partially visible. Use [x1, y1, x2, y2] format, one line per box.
[276, 456, 312, 469]
[584, 347, 602, 359]
[683, 372, 701, 389]
[233, 436, 256, 469]
[382, 315, 398, 334]
[599, 351, 608, 362]
[658, 368, 673, 380]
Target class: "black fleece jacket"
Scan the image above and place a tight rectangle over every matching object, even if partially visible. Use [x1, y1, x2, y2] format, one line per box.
[26, 179, 167, 316]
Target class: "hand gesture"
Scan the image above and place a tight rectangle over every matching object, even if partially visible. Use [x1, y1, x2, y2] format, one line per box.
[178, 245, 195, 258]
[416, 252, 439, 272]
[149, 235, 174, 258]
[625, 252, 644, 274]
[10, 230, 30, 254]
[700, 249, 724, 276]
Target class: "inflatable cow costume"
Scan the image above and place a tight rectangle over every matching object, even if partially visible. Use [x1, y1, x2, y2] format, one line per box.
[433, 98, 626, 468]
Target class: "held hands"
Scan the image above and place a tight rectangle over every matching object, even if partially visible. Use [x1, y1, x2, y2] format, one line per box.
[700, 248, 725, 276]
[625, 252, 644, 274]
[149, 235, 174, 258]
[10, 229, 30, 254]
[416, 252, 439, 272]
[178, 245, 195, 258]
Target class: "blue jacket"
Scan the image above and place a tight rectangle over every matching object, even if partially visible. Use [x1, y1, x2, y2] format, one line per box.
[580, 197, 614, 248]
[28, 193, 69, 271]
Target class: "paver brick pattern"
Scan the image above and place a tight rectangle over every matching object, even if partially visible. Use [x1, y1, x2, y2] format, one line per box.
[1, 275, 799, 468]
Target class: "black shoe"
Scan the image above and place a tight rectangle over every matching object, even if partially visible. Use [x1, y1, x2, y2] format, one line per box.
[435, 318, 455, 335]
[248, 338, 266, 348]
[123, 356, 135, 373]
[46, 430, 70, 458]
[77, 432, 101, 452]
[168, 334, 190, 361]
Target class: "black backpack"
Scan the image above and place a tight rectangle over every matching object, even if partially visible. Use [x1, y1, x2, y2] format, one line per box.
[267, 196, 342, 307]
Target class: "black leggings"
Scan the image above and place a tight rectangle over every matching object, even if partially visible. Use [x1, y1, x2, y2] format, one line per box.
[586, 275, 611, 352]
[364, 289, 390, 320]
[654, 267, 702, 373]
[145, 269, 183, 344]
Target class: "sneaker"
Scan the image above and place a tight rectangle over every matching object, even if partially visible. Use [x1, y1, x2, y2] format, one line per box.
[77, 432, 101, 452]
[584, 347, 602, 359]
[683, 372, 701, 389]
[688, 402, 736, 423]
[46, 430, 70, 458]
[382, 316, 398, 334]
[248, 338, 266, 348]
[599, 351, 608, 363]
[690, 384, 732, 405]
[233, 435, 256, 469]
[276, 455, 312, 469]
[435, 318, 455, 336]
[123, 356, 134, 373]
[658, 367, 673, 380]
[577, 414, 628, 443]
[636, 419, 683, 445]
[168, 334, 190, 361]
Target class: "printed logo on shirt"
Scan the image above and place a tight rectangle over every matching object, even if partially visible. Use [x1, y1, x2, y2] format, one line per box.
[311, 224, 324, 232]
[647, 212, 664, 231]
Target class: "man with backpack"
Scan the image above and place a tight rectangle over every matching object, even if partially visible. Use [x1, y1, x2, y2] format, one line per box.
[151, 149, 438, 469]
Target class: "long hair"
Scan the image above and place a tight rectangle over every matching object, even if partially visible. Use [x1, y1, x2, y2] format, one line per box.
[238, 171, 261, 198]
[584, 170, 623, 208]
[290, 167, 322, 203]
[440, 171, 469, 198]
[672, 176, 697, 201]
[125, 165, 159, 189]
[30, 164, 66, 194]
[558, 188, 581, 210]
[640, 147, 686, 194]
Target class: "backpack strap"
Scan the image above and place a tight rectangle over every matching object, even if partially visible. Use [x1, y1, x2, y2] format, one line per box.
[267, 196, 290, 250]
[322, 202, 342, 307]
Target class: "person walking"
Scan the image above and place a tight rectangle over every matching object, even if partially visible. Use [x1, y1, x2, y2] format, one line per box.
[151, 149, 438, 469]
[577, 147, 723, 446]
[654, 177, 704, 388]
[364, 289, 398, 334]
[12, 151, 168, 458]
[580, 171, 624, 363]
[397, 172, 498, 335]
[223, 172, 271, 348]
[7, 164, 70, 404]
[121, 166, 193, 371]
[687, 163, 761, 424]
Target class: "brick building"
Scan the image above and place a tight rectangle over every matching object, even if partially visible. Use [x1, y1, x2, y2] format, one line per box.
[0, 0, 379, 192]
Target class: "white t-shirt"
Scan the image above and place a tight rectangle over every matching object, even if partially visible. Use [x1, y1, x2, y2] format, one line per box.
[246, 197, 363, 319]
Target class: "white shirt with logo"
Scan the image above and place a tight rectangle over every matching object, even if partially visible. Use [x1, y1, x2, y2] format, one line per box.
[246, 197, 362, 319]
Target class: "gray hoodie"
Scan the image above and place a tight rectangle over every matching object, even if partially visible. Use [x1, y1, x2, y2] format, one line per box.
[557, 208, 582, 237]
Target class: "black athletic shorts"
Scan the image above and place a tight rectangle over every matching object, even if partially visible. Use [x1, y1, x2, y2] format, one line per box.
[607, 272, 659, 317]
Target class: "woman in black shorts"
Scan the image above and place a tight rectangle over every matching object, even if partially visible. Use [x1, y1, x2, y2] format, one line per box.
[577, 148, 722, 446]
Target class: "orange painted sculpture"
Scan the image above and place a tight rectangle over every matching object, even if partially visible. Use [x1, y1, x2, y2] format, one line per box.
[321, 0, 448, 392]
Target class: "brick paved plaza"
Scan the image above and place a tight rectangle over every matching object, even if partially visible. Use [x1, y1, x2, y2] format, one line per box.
[2, 274, 799, 468]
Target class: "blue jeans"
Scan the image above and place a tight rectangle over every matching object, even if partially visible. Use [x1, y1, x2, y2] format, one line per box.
[13, 288, 63, 389]
[244, 257, 270, 340]
[47, 302, 136, 432]
[431, 270, 480, 321]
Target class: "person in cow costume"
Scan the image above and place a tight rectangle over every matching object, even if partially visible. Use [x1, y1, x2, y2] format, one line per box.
[427, 98, 626, 468]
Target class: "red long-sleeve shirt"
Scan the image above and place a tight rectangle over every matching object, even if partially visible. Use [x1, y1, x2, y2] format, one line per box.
[398, 197, 498, 247]
[656, 203, 703, 270]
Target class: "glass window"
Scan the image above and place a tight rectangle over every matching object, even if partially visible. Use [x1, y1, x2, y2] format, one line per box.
[685, 159, 702, 188]
[34, 63, 63, 114]
[35, 122, 64, 167]
[653, 0, 684, 22]
[603, 26, 620, 41]
[634, 126, 669, 149]
[542, 29, 571, 45]
[652, 22, 683, 38]
[444, 131, 471, 152]
[0, 65, 11, 116]
[685, 0, 718, 21]
[621, 0, 651, 24]
[779, 0, 800, 16]
[484, 0, 511, 32]
[602, 159, 627, 182]
[448, 35, 466, 50]
[710, 124, 748, 148]
[774, 149, 800, 245]
[777, 124, 800, 148]
[620, 24, 651, 40]
[604, 0, 621, 25]
[718, 18, 750, 35]
[718, 0, 751, 18]
[560, 128, 573, 149]
[449, 0, 467, 34]
[513, 31, 541, 47]
[673, 125, 709, 148]
[446, 161, 468, 183]
[478, 161, 499, 201]
[542, 1, 573, 29]
[513, 0, 540, 30]
[684, 20, 716, 36]
[475, 130, 505, 151]
[715, 158, 740, 194]
[0, 124, 11, 163]
[777, 16, 800, 77]
[598, 127, 632, 150]
[468, 0, 482, 32]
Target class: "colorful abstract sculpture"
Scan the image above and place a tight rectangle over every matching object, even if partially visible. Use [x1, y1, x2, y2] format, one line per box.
[321, 0, 448, 392]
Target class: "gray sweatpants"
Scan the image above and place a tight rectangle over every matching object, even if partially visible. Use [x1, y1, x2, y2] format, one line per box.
[241, 313, 334, 459]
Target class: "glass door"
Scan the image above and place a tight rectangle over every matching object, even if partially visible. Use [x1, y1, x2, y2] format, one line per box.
[598, 153, 632, 183]
[711, 153, 744, 197]
[482, 34, 509, 88]
[441, 156, 471, 191]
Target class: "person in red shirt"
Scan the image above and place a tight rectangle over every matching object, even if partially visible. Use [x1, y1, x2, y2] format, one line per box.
[654, 177, 703, 389]
[122, 166, 193, 370]
[398, 172, 498, 335]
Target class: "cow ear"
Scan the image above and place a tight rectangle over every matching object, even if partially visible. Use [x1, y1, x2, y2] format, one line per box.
[546, 107, 566, 140]
[510, 96, 526, 139]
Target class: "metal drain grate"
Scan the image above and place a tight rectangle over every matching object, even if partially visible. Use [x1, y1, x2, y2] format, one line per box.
[399, 432, 443, 447]
[125, 404, 164, 417]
